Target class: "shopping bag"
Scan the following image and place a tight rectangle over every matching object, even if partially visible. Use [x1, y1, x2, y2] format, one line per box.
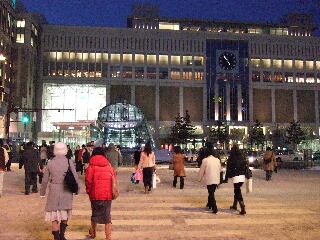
[246, 178, 253, 193]
[152, 172, 157, 188]
[131, 172, 139, 184]
[135, 169, 142, 181]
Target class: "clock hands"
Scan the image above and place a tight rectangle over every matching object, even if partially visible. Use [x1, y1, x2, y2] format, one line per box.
[223, 55, 230, 65]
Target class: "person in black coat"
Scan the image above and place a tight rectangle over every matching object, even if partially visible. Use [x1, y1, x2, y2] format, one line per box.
[20, 141, 41, 195]
[225, 144, 248, 215]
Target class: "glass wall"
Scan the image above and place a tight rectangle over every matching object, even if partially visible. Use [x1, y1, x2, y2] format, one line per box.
[42, 84, 106, 132]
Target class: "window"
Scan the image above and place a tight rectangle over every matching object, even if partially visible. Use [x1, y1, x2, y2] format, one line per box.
[295, 73, 304, 83]
[123, 54, 132, 64]
[284, 60, 293, 69]
[122, 66, 132, 78]
[261, 59, 271, 68]
[262, 71, 271, 82]
[306, 61, 314, 70]
[110, 66, 120, 78]
[194, 70, 203, 80]
[135, 54, 144, 65]
[182, 68, 192, 80]
[273, 59, 282, 69]
[248, 28, 262, 34]
[170, 68, 180, 80]
[147, 55, 156, 65]
[194, 56, 203, 66]
[295, 60, 303, 70]
[135, 67, 144, 78]
[147, 67, 156, 79]
[285, 72, 294, 83]
[306, 73, 315, 83]
[171, 55, 180, 65]
[159, 68, 168, 79]
[251, 59, 260, 68]
[274, 72, 283, 83]
[252, 71, 260, 82]
[110, 54, 120, 64]
[159, 22, 180, 30]
[183, 56, 192, 66]
[159, 55, 168, 65]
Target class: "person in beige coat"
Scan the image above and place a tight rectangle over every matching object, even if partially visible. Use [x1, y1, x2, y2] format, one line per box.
[172, 146, 186, 189]
[263, 147, 277, 181]
[198, 146, 221, 214]
[40, 142, 80, 240]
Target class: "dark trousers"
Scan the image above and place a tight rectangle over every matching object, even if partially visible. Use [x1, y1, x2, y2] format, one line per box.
[25, 172, 38, 193]
[266, 170, 273, 181]
[207, 184, 218, 210]
[233, 182, 244, 202]
[173, 176, 184, 189]
[142, 167, 153, 190]
[5, 159, 12, 171]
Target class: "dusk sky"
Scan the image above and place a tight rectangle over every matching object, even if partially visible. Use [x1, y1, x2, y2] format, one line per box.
[21, 0, 320, 33]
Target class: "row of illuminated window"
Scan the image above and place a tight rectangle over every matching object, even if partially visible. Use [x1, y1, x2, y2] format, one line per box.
[44, 63, 204, 80]
[252, 71, 320, 84]
[44, 51, 204, 66]
[251, 58, 320, 70]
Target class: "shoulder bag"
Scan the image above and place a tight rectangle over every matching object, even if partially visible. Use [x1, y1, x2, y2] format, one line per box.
[64, 159, 79, 194]
[111, 174, 119, 200]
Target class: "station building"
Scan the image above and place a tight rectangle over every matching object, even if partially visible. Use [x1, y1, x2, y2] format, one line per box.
[1, 2, 320, 150]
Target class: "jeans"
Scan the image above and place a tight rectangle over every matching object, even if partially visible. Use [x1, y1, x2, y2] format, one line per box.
[0, 170, 4, 195]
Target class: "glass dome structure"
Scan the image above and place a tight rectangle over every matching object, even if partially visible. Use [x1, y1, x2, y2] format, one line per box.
[97, 102, 153, 147]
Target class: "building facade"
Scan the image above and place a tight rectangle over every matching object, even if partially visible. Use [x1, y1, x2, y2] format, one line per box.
[2, 2, 320, 150]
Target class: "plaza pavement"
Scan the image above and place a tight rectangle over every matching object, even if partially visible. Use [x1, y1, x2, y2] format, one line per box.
[0, 163, 320, 240]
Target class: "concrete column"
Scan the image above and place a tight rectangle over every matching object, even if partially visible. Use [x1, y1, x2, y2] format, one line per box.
[293, 89, 297, 121]
[226, 82, 230, 121]
[179, 86, 184, 116]
[271, 88, 276, 123]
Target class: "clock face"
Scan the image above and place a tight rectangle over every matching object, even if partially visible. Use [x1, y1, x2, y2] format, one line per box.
[218, 52, 237, 71]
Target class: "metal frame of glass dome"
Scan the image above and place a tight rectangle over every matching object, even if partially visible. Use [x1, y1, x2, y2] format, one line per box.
[97, 102, 153, 148]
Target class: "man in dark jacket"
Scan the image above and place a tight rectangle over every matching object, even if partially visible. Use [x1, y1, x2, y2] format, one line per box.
[20, 141, 41, 195]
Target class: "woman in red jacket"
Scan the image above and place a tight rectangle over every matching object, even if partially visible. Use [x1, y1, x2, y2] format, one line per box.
[85, 147, 117, 240]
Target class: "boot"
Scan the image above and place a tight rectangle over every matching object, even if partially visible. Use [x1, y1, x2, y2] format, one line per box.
[173, 176, 177, 188]
[212, 200, 218, 214]
[180, 177, 184, 189]
[239, 201, 246, 215]
[105, 223, 111, 240]
[60, 222, 68, 240]
[230, 196, 238, 210]
[52, 231, 60, 240]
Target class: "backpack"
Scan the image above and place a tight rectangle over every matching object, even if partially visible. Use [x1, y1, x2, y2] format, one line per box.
[82, 150, 90, 163]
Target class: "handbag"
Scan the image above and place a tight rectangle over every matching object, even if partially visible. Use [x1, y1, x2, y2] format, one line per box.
[111, 174, 119, 200]
[64, 159, 79, 194]
[169, 163, 174, 170]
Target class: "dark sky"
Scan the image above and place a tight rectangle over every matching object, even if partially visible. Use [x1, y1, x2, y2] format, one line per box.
[21, 0, 320, 34]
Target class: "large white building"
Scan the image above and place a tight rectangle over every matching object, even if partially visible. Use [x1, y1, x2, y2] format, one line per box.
[2, 2, 320, 150]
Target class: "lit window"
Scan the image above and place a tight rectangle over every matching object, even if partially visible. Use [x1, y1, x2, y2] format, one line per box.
[251, 59, 260, 68]
[159, 22, 180, 30]
[273, 59, 282, 69]
[17, 20, 25, 28]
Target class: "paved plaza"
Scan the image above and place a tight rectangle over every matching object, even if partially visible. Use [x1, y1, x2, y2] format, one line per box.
[0, 163, 320, 240]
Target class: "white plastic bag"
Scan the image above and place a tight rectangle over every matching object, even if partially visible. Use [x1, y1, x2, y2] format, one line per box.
[246, 178, 253, 193]
[152, 172, 157, 188]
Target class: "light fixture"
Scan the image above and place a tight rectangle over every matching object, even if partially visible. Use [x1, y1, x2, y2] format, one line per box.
[0, 54, 6, 61]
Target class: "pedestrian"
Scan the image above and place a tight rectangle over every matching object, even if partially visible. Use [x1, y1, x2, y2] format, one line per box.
[105, 143, 122, 172]
[225, 144, 247, 215]
[5, 142, 13, 171]
[40, 143, 48, 166]
[172, 146, 186, 189]
[76, 144, 86, 175]
[40, 142, 80, 240]
[137, 141, 156, 194]
[197, 145, 221, 214]
[0, 139, 9, 197]
[263, 147, 277, 181]
[82, 145, 91, 173]
[85, 147, 117, 240]
[20, 141, 41, 195]
[133, 146, 141, 167]
[66, 145, 73, 161]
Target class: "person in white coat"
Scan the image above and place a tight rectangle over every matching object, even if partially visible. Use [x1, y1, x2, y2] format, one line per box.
[197, 145, 222, 214]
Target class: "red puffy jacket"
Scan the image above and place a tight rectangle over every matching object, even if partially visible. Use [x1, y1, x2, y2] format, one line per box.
[85, 154, 116, 200]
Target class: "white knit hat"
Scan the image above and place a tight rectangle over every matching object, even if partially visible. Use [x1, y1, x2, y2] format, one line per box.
[54, 142, 68, 156]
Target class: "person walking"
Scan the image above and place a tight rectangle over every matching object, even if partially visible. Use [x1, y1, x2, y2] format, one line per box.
[40, 142, 80, 240]
[85, 147, 117, 240]
[263, 147, 277, 181]
[0, 139, 9, 197]
[40, 143, 48, 166]
[137, 141, 156, 194]
[197, 145, 221, 214]
[5, 142, 12, 171]
[225, 144, 247, 215]
[133, 146, 142, 167]
[105, 143, 122, 172]
[172, 146, 186, 189]
[66, 145, 73, 161]
[20, 141, 41, 195]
